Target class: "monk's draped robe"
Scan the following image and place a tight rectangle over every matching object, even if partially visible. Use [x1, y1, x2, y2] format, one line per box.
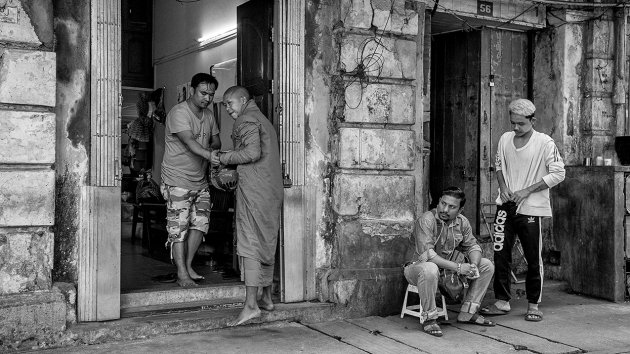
[219, 100, 283, 265]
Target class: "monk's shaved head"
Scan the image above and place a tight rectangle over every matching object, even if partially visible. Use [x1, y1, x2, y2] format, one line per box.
[223, 86, 250, 101]
[222, 86, 251, 119]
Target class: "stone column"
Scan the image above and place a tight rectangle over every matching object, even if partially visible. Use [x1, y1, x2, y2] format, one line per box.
[0, 0, 66, 347]
[322, 0, 425, 316]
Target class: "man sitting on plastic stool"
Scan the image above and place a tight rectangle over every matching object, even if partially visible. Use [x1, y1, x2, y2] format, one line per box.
[404, 186, 496, 337]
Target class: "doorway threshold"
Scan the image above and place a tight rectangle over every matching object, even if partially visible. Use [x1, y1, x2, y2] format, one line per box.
[121, 282, 245, 317]
[57, 301, 337, 351]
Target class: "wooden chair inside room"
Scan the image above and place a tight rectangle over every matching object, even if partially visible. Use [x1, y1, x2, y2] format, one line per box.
[131, 200, 169, 262]
[479, 202, 526, 284]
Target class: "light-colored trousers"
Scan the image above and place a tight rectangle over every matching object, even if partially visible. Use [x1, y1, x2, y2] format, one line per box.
[403, 258, 494, 320]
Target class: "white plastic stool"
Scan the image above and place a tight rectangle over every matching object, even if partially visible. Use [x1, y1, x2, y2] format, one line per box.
[400, 284, 448, 323]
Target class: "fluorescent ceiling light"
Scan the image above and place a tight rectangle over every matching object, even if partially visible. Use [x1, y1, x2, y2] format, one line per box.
[197, 27, 237, 45]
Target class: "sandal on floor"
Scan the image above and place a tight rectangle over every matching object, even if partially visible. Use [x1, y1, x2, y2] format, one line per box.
[480, 304, 509, 316]
[525, 309, 543, 322]
[151, 272, 177, 283]
[422, 319, 443, 337]
[457, 313, 496, 327]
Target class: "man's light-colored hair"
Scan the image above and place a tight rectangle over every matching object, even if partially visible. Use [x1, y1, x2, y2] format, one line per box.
[223, 86, 250, 101]
[508, 98, 536, 118]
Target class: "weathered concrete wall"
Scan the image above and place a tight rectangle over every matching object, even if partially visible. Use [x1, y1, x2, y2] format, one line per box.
[534, 9, 628, 277]
[306, 0, 424, 316]
[0, 0, 56, 296]
[534, 9, 622, 166]
[0, 0, 67, 347]
[52, 0, 91, 283]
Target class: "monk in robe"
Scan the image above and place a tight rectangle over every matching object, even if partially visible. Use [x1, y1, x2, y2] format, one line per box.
[211, 86, 283, 326]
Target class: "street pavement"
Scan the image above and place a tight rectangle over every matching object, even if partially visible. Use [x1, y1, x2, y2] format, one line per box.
[40, 281, 630, 354]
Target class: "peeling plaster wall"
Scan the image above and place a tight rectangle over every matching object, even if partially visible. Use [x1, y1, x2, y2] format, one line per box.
[52, 0, 90, 283]
[0, 0, 68, 347]
[0, 0, 56, 296]
[534, 9, 622, 166]
[306, 0, 423, 316]
[534, 9, 628, 280]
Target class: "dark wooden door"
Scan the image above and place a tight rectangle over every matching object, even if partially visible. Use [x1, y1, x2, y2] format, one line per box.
[121, 0, 153, 88]
[430, 30, 481, 232]
[479, 29, 531, 207]
[237, 0, 273, 123]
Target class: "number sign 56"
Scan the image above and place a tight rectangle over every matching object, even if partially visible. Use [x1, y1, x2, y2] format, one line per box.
[478, 1, 494, 16]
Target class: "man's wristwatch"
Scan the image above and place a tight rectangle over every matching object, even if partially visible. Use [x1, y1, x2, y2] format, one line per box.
[456, 263, 462, 275]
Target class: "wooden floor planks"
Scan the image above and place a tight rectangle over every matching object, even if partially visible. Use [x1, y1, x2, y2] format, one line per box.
[353, 316, 525, 354]
[307, 319, 425, 354]
[309, 314, 582, 354]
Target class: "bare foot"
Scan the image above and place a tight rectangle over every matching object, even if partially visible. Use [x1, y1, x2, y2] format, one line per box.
[227, 305, 261, 327]
[258, 291, 274, 311]
[257, 299, 274, 311]
[177, 276, 198, 287]
[187, 267, 204, 281]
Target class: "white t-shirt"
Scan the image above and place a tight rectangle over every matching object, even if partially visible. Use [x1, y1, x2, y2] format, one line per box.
[495, 130, 565, 217]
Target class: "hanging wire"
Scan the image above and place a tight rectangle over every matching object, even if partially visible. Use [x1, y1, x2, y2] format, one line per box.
[494, 4, 537, 30]
[427, 0, 627, 33]
[531, 0, 630, 7]
[344, 0, 395, 109]
[546, 8, 607, 28]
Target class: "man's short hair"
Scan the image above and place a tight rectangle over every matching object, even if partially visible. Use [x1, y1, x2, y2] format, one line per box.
[223, 86, 251, 100]
[441, 186, 466, 208]
[508, 98, 535, 119]
[191, 73, 219, 90]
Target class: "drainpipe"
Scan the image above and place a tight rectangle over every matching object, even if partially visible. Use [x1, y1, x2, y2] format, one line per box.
[613, 7, 628, 137]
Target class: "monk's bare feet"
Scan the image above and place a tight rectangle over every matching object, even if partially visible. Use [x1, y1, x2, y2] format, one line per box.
[257, 299, 274, 311]
[177, 274, 198, 287]
[227, 305, 261, 327]
[258, 286, 274, 311]
[187, 267, 204, 281]
[258, 290, 274, 311]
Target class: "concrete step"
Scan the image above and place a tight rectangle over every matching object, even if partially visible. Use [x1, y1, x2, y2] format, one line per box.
[120, 297, 245, 318]
[120, 282, 245, 309]
[54, 301, 339, 350]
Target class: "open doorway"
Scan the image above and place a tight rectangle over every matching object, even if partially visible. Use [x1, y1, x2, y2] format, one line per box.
[118, 0, 276, 313]
[429, 12, 532, 233]
[78, 0, 306, 322]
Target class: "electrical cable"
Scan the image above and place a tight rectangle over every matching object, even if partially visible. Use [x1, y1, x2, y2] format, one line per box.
[494, 4, 537, 30]
[546, 8, 607, 28]
[531, 0, 630, 7]
[344, 0, 395, 109]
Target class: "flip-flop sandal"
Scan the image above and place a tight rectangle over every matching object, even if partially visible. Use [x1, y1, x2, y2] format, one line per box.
[457, 313, 496, 327]
[480, 303, 510, 316]
[151, 272, 177, 283]
[422, 319, 443, 337]
[525, 309, 543, 322]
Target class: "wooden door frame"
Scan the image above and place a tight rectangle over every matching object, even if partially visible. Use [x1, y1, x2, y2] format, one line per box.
[79, 0, 311, 322]
[77, 0, 122, 322]
[274, 0, 310, 303]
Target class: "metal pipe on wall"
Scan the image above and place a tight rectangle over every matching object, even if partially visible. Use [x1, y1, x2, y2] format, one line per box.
[613, 7, 628, 137]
